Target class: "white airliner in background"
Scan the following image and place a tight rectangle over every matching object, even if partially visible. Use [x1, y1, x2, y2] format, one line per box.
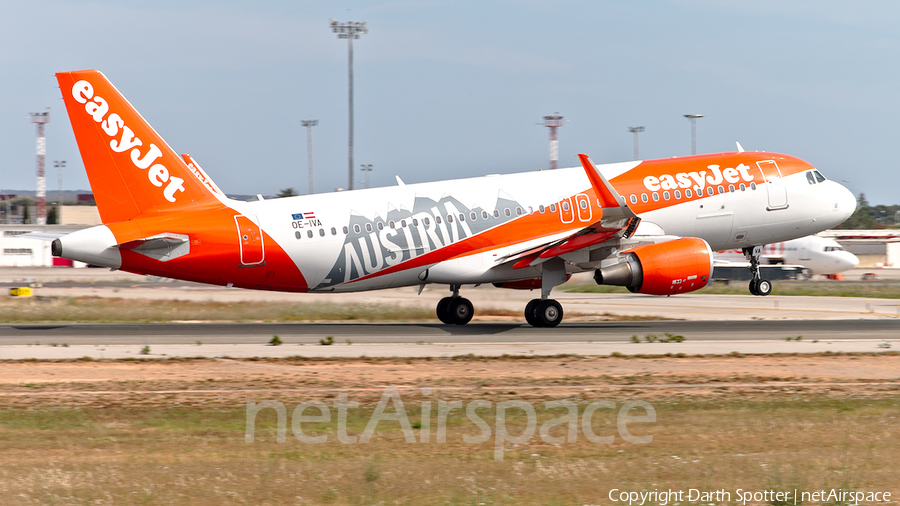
[716, 235, 859, 277]
[49, 70, 856, 327]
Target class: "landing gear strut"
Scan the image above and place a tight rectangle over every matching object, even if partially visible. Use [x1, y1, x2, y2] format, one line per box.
[436, 284, 474, 325]
[743, 246, 772, 296]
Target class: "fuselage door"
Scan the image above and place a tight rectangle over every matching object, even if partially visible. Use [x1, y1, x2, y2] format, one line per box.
[235, 214, 265, 266]
[757, 160, 788, 210]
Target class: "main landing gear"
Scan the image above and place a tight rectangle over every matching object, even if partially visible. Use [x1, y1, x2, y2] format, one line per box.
[436, 285, 474, 325]
[743, 245, 772, 296]
[524, 298, 564, 327]
[436, 259, 570, 327]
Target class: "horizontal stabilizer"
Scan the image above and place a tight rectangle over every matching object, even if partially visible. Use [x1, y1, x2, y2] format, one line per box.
[119, 233, 190, 262]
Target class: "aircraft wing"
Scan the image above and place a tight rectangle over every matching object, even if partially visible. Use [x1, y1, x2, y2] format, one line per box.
[496, 154, 641, 269]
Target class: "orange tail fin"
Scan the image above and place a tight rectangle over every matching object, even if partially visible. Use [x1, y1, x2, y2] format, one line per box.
[57, 70, 222, 224]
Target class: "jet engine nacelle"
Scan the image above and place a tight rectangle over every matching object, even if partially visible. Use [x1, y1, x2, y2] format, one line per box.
[593, 237, 713, 295]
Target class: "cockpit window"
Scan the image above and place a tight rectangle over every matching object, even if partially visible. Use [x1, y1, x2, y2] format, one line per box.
[813, 170, 826, 183]
[824, 246, 845, 252]
[806, 172, 816, 185]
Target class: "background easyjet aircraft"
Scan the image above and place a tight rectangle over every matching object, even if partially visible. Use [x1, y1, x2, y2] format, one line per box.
[52, 70, 856, 327]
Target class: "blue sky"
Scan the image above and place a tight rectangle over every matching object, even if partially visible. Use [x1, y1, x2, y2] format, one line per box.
[1, 0, 897, 203]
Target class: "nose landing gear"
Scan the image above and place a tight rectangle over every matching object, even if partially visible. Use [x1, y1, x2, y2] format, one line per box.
[744, 245, 772, 296]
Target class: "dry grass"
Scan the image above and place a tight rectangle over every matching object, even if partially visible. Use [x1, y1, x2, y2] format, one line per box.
[0, 356, 898, 505]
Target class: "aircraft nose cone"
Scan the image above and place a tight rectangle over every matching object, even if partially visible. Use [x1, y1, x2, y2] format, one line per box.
[838, 186, 857, 220]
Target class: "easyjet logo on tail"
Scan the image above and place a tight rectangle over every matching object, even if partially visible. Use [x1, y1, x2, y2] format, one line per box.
[71, 80, 186, 203]
[642, 164, 755, 193]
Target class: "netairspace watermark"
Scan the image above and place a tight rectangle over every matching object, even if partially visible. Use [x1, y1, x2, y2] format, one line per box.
[245, 387, 656, 460]
[606, 488, 892, 506]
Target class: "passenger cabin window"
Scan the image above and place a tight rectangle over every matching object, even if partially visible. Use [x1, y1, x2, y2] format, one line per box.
[562, 201, 570, 212]
[307, 230, 314, 238]
[539, 205, 545, 213]
[365, 223, 372, 232]
[707, 187, 714, 196]
[471, 212, 477, 221]
[652, 192, 659, 202]
[549, 204, 557, 212]
[493, 210, 499, 218]
[331, 227, 337, 235]
[750, 182, 757, 190]
[663, 191, 670, 200]
[343, 226, 349, 234]
[674, 190, 682, 199]
[353, 224, 361, 234]
[505, 208, 511, 217]
[641, 193, 648, 203]
[740, 183, 746, 191]
[629, 195, 637, 204]
[295, 231, 301, 239]
[319, 229, 326, 237]
[376, 222, 383, 230]
[685, 189, 693, 198]
[482, 211, 489, 219]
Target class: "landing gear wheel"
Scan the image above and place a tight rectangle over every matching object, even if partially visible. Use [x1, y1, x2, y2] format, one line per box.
[755, 279, 772, 296]
[749, 279, 759, 296]
[534, 299, 563, 328]
[448, 297, 474, 325]
[436, 297, 454, 324]
[524, 299, 541, 327]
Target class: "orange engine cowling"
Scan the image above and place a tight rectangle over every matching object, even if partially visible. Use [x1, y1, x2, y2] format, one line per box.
[593, 237, 713, 295]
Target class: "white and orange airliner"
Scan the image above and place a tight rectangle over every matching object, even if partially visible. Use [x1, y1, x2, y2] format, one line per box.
[50, 70, 856, 327]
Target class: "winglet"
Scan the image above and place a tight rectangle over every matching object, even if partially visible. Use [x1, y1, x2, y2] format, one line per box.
[578, 154, 625, 209]
[736, 141, 745, 153]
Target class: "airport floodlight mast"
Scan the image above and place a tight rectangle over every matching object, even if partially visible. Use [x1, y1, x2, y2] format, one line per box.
[360, 164, 373, 189]
[301, 120, 318, 194]
[54, 160, 65, 223]
[684, 114, 703, 155]
[29, 109, 50, 225]
[628, 126, 644, 160]
[330, 18, 368, 191]
[538, 113, 566, 170]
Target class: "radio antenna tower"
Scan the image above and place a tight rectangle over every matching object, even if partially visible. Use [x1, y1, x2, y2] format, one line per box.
[29, 109, 50, 225]
[539, 113, 566, 170]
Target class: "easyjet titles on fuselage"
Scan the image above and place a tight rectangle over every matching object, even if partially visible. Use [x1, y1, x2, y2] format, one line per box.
[70, 80, 186, 203]
[642, 164, 756, 193]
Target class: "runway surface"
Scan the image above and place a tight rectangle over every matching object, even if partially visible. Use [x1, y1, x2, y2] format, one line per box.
[1, 320, 896, 359]
[1, 319, 898, 344]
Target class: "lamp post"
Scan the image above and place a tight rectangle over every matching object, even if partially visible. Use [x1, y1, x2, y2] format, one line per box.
[54, 160, 65, 224]
[628, 126, 644, 160]
[301, 120, 317, 194]
[684, 114, 703, 155]
[360, 164, 373, 189]
[330, 18, 368, 191]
